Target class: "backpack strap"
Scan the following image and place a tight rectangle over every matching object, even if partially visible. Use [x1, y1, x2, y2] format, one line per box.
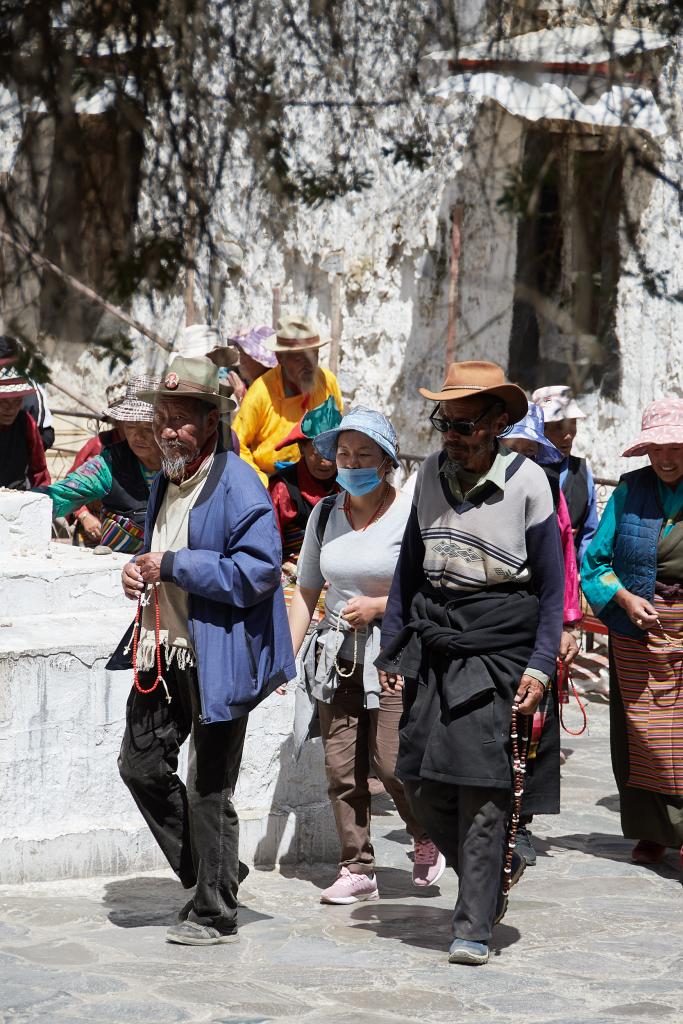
[316, 494, 338, 545]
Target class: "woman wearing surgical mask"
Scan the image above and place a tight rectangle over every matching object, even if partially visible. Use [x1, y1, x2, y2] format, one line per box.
[288, 407, 445, 905]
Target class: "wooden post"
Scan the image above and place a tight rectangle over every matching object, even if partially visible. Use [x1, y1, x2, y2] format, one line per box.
[446, 204, 464, 369]
[272, 285, 281, 329]
[184, 266, 196, 327]
[329, 274, 341, 374]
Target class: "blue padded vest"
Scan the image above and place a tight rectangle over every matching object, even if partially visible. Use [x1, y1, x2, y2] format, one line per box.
[600, 467, 662, 639]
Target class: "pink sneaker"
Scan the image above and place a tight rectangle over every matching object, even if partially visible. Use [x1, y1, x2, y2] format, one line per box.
[412, 837, 446, 888]
[320, 867, 380, 904]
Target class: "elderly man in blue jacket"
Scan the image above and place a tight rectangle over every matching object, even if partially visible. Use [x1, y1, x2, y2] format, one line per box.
[118, 356, 295, 946]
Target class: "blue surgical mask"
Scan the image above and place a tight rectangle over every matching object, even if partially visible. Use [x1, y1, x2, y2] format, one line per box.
[337, 466, 383, 496]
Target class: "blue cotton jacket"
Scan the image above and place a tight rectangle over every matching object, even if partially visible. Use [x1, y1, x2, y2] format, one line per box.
[581, 467, 662, 640]
[138, 449, 295, 722]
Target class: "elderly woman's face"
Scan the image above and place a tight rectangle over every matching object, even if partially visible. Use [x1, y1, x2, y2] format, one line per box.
[648, 445, 683, 486]
[502, 438, 539, 460]
[336, 430, 387, 473]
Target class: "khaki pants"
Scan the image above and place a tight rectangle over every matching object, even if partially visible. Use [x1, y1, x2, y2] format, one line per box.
[317, 663, 426, 875]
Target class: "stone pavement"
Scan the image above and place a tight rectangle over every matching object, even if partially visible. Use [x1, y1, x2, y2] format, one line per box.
[0, 703, 681, 1024]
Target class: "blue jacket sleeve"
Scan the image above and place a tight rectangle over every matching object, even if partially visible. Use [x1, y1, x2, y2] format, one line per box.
[577, 466, 599, 566]
[380, 502, 426, 648]
[163, 500, 282, 608]
[525, 513, 565, 678]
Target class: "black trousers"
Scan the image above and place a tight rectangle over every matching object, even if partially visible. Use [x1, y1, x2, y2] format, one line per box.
[403, 779, 510, 944]
[118, 658, 248, 934]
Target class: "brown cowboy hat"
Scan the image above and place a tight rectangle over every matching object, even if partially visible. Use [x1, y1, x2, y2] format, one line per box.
[419, 360, 528, 423]
[263, 314, 329, 354]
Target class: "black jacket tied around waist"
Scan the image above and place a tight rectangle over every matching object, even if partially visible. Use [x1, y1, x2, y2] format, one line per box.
[376, 584, 539, 789]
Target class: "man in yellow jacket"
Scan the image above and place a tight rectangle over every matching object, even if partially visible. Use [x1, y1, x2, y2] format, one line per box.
[233, 315, 343, 484]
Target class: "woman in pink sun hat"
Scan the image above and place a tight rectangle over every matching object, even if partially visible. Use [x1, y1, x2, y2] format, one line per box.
[582, 398, 683, 870]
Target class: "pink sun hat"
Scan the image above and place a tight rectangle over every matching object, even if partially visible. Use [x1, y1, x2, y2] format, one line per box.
[622, 398, 683, 457]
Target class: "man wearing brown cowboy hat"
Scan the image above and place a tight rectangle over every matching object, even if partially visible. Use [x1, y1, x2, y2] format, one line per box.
[377, 360, 564, 966]
[232, 314, 343, 485]
[117, 355, 295, 946]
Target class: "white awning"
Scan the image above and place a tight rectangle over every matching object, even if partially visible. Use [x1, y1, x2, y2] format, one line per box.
[430, 73, 668, 136]
[426, 26, 671, 138]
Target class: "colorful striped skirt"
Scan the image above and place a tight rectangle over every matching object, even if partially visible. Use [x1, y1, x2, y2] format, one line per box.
[611, 594, 683, 797]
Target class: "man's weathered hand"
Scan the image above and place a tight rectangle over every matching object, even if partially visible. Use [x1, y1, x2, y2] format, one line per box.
[558, 629, 580, 667]
[514, 674, 546, 716]
[122, 561, 144, 600]
[136, 552, 164, 584]
[378, 669, 404, 693]
[79, 511, 102, 544]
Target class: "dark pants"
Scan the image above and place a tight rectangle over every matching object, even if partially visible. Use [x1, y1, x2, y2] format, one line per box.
[403, 779, 510, 944]
[118, 658, 248, 934]
[317, 664, 426, 875]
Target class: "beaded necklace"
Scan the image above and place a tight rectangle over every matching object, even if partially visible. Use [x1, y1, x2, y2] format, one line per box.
[342, 482, 391, 532]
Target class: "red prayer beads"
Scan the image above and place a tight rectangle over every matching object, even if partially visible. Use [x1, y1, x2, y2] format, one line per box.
[131, 585, 172, 703]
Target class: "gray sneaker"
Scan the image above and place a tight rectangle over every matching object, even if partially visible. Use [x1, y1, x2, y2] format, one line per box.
[166, 921, 239, 946]
[448, 938, 489, 966]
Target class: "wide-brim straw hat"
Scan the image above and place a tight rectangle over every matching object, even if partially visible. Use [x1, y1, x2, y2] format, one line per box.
[419, 360, 528, 423]
[622, 398, 683, 457]
[108, 374, 159, 423]
[137, 355, 236, 413]
[263, 314, 329, 354]
[531, 385, 586, 423]
[315, 406, 400, 468]
[0, 365, 35, 399]
[171, 324, 240, 369]
[500, 403, 563, 465]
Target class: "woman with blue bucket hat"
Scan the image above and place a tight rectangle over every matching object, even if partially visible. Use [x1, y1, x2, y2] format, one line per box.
[289, 406, 445, 904]
[500, 403, 582, 866]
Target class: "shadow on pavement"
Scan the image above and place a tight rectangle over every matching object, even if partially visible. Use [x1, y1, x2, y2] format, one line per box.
[103, 877, 272, 928]
[596, 793, 621, 813]
[532, 832, 682, 881]
[349, 903, 520, 953]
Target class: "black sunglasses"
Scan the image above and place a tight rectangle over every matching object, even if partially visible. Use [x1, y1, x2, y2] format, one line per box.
[429, 403, 497, 437]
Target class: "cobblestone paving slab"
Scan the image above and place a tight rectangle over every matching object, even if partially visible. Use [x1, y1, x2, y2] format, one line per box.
[0, 704, 681, 1024]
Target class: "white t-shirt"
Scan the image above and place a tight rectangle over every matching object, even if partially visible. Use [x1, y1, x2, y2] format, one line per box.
[297, 490, 411, 662]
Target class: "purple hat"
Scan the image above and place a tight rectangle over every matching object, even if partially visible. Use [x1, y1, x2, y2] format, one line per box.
[622, 399, 683, 457]
[228, 326, 277, 369]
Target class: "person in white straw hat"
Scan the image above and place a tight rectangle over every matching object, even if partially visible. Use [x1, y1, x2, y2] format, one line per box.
[532, 384, 598, 568]
[0, 365, 51, 489]
[37, 375, 162, 551]
[232, 314, 343, 485]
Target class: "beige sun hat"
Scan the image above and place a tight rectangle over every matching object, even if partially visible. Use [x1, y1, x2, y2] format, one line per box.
[137, 356, 236, 413]
[262, 314, 329, 354]
[171, 324, 240, 369]
[532, 385, 586, 423]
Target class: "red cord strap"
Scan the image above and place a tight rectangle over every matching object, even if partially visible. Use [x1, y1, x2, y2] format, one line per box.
[131, 585, 172, 703]
[557, 659, 588, 737]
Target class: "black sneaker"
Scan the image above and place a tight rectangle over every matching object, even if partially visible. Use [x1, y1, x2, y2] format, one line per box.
[515, 826, 537, 867]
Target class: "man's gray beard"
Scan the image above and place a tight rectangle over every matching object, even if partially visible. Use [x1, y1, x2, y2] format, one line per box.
[442, 439, 494, 477]
[298, 371, 316, 394]
[161, 447, 191, 480]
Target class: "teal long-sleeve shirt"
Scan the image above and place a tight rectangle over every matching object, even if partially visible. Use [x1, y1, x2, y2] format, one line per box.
[37, 448, 156, 518]
[581, 475, 683, 614]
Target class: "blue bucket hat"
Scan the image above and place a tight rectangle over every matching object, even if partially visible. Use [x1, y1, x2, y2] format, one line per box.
[314, 406, 400, 467]
[499, 403, 563, 465]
